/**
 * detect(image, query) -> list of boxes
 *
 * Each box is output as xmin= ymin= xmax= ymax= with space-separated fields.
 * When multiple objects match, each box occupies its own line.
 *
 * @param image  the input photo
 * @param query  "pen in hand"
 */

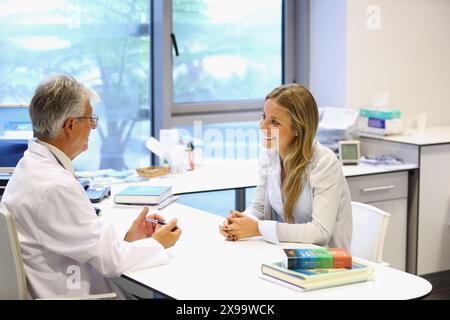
xmin=146 ymin=217 xmax=178 ymax=231
xmin=145 ymin=217 xmax=166 ymax=225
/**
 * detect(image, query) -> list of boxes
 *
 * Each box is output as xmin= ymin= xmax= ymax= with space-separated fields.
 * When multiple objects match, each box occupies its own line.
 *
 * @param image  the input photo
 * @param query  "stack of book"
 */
xmin=261 ymin=248 xmax=374 ymax=291
xmin=284 ymin=248 xmax=352 ymax=269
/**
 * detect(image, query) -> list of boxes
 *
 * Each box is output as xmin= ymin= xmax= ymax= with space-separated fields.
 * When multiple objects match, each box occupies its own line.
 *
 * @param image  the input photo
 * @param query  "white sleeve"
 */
xmin=243 ymin=150 xmax=273 ymax=219
xmin=258 ymin=220 xmax=280 ymax=244
xmin=35 ymin=182 xmax=169 ymax=277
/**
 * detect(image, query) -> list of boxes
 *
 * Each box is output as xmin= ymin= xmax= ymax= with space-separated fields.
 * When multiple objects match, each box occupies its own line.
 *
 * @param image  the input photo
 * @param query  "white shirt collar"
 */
xmin=36 ymin=140 xmax=75 ymax=175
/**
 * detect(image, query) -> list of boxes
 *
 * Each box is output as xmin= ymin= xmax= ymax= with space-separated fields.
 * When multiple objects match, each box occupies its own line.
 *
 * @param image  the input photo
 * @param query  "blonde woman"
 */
xmin=219 ymin=84 xmax=352 ymax=250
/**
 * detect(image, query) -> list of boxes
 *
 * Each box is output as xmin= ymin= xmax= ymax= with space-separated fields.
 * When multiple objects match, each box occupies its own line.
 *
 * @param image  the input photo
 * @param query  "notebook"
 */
xmin=114 ymin=185 xmax=172 ymax=205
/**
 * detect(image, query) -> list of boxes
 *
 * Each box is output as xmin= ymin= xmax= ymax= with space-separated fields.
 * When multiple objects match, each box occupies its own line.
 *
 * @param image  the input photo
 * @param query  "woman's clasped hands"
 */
xmin=219 ymin=210 xmax=261 ymax=241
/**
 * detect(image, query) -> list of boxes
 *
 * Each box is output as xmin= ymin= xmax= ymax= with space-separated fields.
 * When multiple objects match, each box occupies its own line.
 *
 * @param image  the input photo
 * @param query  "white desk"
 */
xmin=124 ymin=160 xmax=417 ymax=190
xmin=107 ymin=160 xmax=258 ymax=211
xmin=362 ymin=126 xmax=450 ymax=146
xmin=108 ymin=160 xmax=417 ymax=212
xmin=341 ymin=162 xmax=417 ymax=177
xmin=147 ymin=160 xmax=259 ymax=194
xmin=106 ymin=160 xmax=417 ymax=271
xmin=98 ymin=201 xmax=432 ymax=300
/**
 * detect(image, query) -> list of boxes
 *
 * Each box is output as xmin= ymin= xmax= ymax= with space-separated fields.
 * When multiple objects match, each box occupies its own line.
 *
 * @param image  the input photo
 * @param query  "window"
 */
xmin=154 ymin=0 xmax=284 ymax=215
xmin=0 ymin=0 xmax=151 ymax=171
xmin=174 ymin=120 xmax=261 ymax=217
xmin=172 ymin=0 xmax=283 ymax=110
xmin=178 ymin=121 xmax=262 ymax=161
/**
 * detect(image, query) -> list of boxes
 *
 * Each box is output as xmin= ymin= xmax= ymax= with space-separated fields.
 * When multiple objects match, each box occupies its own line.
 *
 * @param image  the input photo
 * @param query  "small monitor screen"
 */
xmin=0 ymin=106 xmax=32 ymax=173
xmin=342 ymin=143 xmax=358 ymax=160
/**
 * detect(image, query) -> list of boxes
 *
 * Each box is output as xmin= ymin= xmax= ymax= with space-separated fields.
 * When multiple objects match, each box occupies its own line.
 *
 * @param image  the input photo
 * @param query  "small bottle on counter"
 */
xmin=186 ymin=141 xmax=195 ymax=171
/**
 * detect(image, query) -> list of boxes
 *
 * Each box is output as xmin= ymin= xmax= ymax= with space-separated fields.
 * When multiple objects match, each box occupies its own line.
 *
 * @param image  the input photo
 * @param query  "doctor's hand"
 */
xmin=124 ymin=207 xmax=163 ymax=242
xmin=152 ymin=218 xmax=182 ymax=249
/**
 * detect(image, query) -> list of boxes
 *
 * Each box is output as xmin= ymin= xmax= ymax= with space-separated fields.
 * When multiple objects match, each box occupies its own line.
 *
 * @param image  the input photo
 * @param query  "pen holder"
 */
xmin=136 ymin=166 xmax=170 ymax=179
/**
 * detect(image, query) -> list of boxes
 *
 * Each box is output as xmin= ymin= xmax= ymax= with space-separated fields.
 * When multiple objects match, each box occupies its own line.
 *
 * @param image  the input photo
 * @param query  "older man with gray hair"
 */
xmin=1 ymin=75 xmax=181 ymax=299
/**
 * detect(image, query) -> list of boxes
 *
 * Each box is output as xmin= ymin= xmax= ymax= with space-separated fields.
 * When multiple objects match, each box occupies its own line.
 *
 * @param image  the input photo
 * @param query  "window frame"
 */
xmin=152 ymin=0 xmax=309 ymax=135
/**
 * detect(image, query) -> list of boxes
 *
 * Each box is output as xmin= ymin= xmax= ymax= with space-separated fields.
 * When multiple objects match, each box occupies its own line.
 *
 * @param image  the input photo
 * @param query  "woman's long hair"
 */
xmin=265 ymin=84 xmax=319 ymax=223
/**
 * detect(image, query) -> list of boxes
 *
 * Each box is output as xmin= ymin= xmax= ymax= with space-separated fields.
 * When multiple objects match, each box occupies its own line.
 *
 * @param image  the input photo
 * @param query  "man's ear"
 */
xmin=62 ymin=117 xmax=75 ymax=137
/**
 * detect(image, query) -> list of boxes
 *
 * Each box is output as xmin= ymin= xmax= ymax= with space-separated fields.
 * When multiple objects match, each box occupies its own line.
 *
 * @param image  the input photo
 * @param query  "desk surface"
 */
xmin=107 ymin=160 xmax=417 ymax=196
xmin=361 ymin=126 xmax=450 ymax=146
xmin=99 ymin=201 xmax=432 ymax=300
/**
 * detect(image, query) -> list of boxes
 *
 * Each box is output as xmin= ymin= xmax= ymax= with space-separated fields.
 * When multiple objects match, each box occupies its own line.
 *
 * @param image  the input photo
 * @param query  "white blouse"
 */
xmin=244 ymin=141 xmax=352 ymax=251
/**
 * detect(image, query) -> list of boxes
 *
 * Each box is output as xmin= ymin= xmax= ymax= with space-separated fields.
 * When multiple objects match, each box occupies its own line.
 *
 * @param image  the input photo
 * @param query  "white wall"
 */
xmin=347 ymin=0 xmax=450 ymax=129
xmin=309 ymin=0 xmax=450 ymax=129
xmin=309 ymin=0 xmax=347 ymax=107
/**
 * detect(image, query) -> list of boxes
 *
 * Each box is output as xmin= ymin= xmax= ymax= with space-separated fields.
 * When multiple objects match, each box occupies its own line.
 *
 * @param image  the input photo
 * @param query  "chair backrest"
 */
xmin=0 ymin=206 xmax=27 ymax=299
xmin=351 ymin=201 xmax=391 ymax=263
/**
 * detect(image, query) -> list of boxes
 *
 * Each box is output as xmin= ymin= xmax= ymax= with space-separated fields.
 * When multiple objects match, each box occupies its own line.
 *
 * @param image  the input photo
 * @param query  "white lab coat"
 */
xmin=1 ymin=140 xmax=169 ymax=299
xmin=244 ymin=141 xmax=352 ymax=251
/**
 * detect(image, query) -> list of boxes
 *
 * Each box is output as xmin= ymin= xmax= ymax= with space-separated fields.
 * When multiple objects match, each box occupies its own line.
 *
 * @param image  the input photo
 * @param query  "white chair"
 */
xmin=0 ymin=205 xmax=27 ymax=299
xmin=0 ymin=206 xmax=116 ymax=300
xmin=351 ymin=201 xmax=391 ymax=263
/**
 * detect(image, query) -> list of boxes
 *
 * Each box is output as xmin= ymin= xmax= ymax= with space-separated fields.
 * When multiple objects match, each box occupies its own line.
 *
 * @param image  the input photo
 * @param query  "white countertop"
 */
xmin=109 ymin=160 xmax=259 ymax=195
xmin=360 ymin=126 xmax=450 ymax=146
xmin=106 ymin=160 xmax=417 ymax=196
xmin=98 ymin=202 xmax=432 ymax=300
xmin=342 ymin=162 xmax=417 ymax=177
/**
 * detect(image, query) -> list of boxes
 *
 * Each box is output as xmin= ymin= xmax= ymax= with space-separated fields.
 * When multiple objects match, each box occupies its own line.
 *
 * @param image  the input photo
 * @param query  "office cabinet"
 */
xmin=417 ymin=144 xmax=450 ymax=275
xmin=347 ymin=171 xmax=408 ymax=271
xmin=360 ymin=130 xmax=450 ymax=275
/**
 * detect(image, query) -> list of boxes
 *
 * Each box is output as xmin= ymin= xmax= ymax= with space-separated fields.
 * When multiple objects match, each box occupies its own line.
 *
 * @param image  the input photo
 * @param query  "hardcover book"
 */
xmin=261 ymin=260 xmax=374 ymax=291
xmin=284 ymin=248 xmax=352 ymax=269
xmin=114 ymin=185 xmax=172 ymax=205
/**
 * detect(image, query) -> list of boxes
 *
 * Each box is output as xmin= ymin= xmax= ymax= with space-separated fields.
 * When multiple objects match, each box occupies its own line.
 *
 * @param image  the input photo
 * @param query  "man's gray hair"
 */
xmin=29 ymin=75 xmax=98 ymax=139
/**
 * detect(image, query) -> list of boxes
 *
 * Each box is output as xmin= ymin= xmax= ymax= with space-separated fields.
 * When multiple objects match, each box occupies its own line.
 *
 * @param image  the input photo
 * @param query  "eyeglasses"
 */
xmin=76 ymin=114 xmax=99 ymax=127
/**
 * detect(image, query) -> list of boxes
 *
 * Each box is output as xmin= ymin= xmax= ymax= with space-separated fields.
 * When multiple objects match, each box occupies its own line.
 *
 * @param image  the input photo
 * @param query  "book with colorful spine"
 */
xmin=284 ymin=248 xmax=352 ymax=269
xmin=261 ymin=259 xmax=374 ymax=291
